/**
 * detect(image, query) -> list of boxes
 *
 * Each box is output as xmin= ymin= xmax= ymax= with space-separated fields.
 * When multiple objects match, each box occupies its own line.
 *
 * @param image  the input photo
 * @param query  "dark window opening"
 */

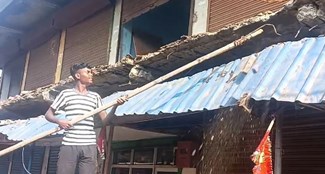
xmin=119 ymin=0 xmax=191 ymax=58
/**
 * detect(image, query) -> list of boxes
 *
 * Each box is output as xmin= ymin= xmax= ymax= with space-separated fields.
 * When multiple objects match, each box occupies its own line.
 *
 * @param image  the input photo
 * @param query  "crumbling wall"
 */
xmin=199 ymin=107 xmax=267 ymax=174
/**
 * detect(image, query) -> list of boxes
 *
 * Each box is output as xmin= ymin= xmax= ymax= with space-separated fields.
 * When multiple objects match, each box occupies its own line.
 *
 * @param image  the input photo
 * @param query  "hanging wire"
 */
xmin=22 ymin=147 xmax=32 ymax=174
xmin=254 ymin=24 xmax=282 ymax=36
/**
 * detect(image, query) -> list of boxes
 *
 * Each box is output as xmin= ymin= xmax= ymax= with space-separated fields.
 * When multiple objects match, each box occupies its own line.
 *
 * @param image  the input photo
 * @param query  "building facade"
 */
xmin=0 ymin=0 xmax=291 ymax=174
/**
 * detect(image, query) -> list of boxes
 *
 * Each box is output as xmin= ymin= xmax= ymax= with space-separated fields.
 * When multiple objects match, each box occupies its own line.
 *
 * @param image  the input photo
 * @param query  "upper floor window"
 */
xmin=119 ymin=0 xmax=192 ymax=59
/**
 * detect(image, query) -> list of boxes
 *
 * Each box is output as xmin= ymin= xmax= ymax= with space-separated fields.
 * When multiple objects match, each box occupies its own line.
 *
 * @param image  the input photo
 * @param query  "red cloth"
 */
xmin=251 ymin=119 xmax=274 ymax=174
xmin=97 ymin=127 xmax=106 ymax=159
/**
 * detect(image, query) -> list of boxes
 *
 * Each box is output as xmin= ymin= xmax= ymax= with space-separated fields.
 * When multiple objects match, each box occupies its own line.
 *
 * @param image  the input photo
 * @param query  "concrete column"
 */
xmin=191 ymin=0 xmax=209 ymax=35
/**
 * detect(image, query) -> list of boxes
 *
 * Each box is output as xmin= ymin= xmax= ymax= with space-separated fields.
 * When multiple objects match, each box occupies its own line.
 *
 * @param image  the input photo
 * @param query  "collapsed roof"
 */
xmin=1 ymin=0 xmax=324 ymax=120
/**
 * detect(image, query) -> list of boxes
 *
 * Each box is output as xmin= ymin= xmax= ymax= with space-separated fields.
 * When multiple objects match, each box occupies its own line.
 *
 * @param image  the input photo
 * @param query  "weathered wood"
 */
xmin=0 ymin=29 xmax=263 ymax=157
xmin=20 ymin=51 xmax=30 ymax=92
xmin=108 ymin=0 xmax=122 ymax=65
xmin=103 ymin=126 xmax=114 ymax=174
xmin=54 ymin=30 xmax=67 ymax=83
xmin=41 ymin=146 xmax=50 ymax=174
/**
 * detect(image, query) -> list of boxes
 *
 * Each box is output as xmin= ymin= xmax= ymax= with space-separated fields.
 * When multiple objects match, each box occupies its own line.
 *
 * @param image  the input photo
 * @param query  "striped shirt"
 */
xmin=51 ymin=89 xmax=103 ymax=146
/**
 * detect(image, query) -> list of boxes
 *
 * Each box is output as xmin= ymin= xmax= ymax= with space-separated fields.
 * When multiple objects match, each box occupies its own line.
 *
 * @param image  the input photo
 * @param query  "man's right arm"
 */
xmin=45 ymin=107 xmax=72 ymax=130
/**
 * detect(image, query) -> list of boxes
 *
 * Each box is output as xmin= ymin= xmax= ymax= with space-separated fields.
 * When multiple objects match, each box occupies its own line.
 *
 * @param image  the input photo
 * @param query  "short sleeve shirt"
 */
xmin=51 ymin=89 xmax=103 ymax=145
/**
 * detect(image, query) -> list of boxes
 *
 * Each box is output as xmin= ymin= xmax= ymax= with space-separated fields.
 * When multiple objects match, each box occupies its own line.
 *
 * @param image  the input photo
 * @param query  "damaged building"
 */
xmin=1 ymin=0 xmax=325 ymax=174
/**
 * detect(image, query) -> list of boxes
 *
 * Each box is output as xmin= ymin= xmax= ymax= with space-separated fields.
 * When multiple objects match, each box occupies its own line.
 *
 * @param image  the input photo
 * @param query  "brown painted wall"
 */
xmin=61 ymin=7 xmax=113 ymax=79
xmin=25 ymin=34 xmax=60 ymax=90
xmin=208 ymin=0 xmax=287 ymax=32
xmin=199 ymin=107 xmax=267 ymax=174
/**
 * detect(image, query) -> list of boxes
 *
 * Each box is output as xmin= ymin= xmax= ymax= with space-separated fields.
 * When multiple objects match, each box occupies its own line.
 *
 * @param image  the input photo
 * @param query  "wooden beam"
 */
xmin=54 ymin=30 xmax=66 ymax=83
xmin=20 ymin=51 xmax=30 ymax=92
xmin=108 ymin=0 xmax=123 ymax=64
xmin=103 ymin=126 xmax=114 ymax=174
xmin=41 ymin=146 xmax=50 ymax=174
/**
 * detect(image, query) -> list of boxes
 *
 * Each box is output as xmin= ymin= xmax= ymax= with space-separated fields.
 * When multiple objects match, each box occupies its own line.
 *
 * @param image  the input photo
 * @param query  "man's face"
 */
xmin=75 ymin=67 xmax=93 ymax=85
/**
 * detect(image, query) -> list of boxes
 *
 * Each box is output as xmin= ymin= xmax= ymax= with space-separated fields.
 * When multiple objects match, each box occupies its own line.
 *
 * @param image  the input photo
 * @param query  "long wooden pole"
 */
xmin=0 ymin=29 xmax=263 ymax=157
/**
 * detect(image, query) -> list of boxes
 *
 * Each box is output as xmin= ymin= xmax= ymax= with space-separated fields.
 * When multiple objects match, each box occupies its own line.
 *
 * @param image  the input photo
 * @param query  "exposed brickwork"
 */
xmin=199 ymin=107 xmax=267 ymax=174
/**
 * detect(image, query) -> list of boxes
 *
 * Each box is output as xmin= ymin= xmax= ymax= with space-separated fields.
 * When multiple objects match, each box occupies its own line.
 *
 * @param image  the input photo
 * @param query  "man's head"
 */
xmin=70 ymin=63 xmax=93 ymax=85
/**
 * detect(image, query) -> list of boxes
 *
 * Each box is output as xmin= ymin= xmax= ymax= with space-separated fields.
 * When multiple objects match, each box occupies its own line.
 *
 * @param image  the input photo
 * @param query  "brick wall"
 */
xmin=199 ymin=107 xmax=267 ymax=174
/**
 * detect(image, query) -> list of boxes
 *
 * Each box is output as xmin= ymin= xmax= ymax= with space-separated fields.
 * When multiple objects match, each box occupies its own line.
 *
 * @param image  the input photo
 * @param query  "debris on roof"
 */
xmin=1 ymin=0 xmax=324 ymax=120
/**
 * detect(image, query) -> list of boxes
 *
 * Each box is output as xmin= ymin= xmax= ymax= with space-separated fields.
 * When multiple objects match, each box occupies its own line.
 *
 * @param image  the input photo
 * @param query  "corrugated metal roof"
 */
xmin=104 ymin=37 xmax=325 ymax=116
xmin=0 ymin=115 xmax=64 ymax=141
xmin=2 ymin=36 xmax=325 ymax=141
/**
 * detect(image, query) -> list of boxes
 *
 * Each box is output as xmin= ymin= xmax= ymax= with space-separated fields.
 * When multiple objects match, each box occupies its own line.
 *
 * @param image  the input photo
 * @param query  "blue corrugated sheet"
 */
xmin=1 ymin=36 xmax=325 ymax=141
xmin=106 ymin=37 xmax=325 ymax=116
xmin=0 ymin=115 xmax=64 ymax=141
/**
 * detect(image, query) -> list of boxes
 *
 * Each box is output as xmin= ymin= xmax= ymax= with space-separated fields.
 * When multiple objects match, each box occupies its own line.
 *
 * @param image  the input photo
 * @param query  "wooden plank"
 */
xmin=108 ymin=0 xmax=122 ymax=65
xmin=41 ymin=146 xmax=50 ymax=174
xmin=54 ymin=30 xmax=67 ymax=83
xmin=20 ymin=51 xmax=30 ymax=92
xmin=104 ymin=126 xmax=115 ymax=174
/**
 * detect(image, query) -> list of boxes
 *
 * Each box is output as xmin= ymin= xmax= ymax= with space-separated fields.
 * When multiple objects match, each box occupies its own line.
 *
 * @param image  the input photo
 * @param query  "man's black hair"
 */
xmin=70 ymin=63 xmax=91 ymax=80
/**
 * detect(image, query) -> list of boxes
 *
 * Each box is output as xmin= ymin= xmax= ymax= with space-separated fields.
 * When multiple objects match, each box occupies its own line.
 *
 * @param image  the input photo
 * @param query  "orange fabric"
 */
xmin=251 ymin=120 xmax=274 ymax=174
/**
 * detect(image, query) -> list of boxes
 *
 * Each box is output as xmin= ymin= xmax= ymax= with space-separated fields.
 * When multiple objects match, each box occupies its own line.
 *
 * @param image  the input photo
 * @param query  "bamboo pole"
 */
xmin=0 ymin=28 xmax=263 ymax=157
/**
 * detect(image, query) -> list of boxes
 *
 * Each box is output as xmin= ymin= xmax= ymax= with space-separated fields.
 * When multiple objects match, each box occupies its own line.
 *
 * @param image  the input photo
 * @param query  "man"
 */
xmin=45 ymin=63 xmax=126 ymax=174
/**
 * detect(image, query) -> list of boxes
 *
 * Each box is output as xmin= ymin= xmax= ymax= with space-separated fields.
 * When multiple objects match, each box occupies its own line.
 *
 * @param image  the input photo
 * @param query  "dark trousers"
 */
xmin=57 ymin=145 xmax=97 ymax=174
